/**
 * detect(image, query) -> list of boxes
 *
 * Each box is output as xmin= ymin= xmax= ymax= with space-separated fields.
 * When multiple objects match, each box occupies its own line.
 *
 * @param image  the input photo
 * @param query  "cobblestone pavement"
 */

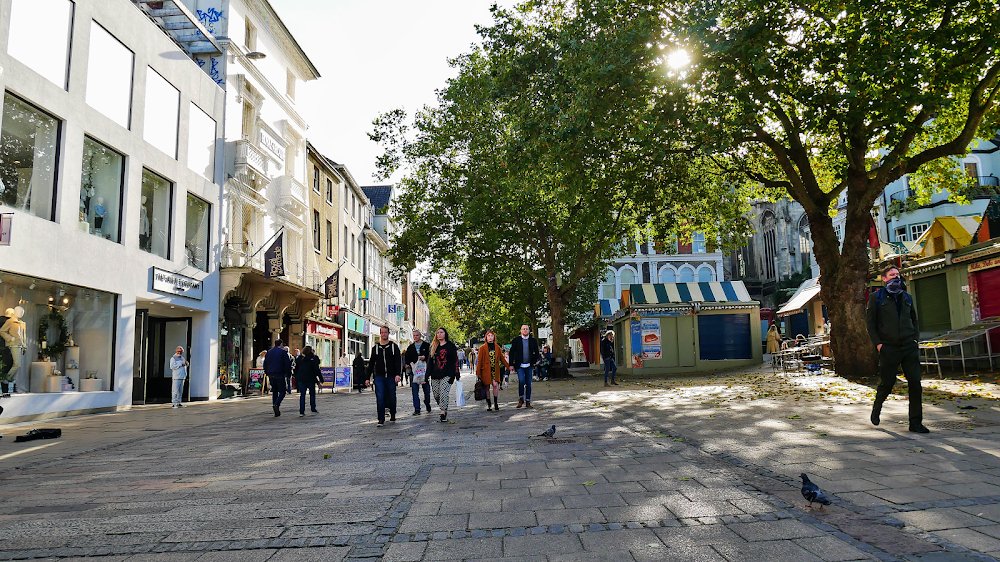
xmin=0 ymin=365 xmax=996 ymax=561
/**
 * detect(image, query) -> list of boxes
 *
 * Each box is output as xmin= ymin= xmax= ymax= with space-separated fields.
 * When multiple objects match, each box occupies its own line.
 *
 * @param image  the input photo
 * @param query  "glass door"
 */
xmin=132 ymin=309 xmax=149 ymax=404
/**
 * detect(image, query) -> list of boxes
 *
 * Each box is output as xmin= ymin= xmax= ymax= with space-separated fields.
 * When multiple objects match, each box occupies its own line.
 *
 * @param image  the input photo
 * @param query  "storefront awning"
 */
xmin=597 ymin=299 xmax=621 ymax=317
xmin=777 ymin=284 xmax=822 ymax=317
xmin=628 ymin=282 xmax=752 ymax=305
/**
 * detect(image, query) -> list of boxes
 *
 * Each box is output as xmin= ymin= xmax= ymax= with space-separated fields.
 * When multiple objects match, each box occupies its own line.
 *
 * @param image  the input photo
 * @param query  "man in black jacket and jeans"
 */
xmin=508 ymin=325 xmax=540 ymax=408
xmin=368 ymin=326 xmax=402 ymax=427
xmin=601 ymin=330 xmax=617 ymax=387
xmin=867 ymin=265 xmax=928 ymax=433
xmin=263 ymin=339 xmax=291 ymax=417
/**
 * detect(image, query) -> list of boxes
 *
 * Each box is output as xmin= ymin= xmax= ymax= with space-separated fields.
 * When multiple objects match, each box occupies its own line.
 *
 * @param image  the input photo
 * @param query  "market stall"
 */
xmin=919 ymin=317 xmax=1000 ymax=376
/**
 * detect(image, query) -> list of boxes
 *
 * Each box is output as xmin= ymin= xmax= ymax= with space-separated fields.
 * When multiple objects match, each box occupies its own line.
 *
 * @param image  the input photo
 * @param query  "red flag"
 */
xmin=868 ymin=218 xmax=879 ymax=249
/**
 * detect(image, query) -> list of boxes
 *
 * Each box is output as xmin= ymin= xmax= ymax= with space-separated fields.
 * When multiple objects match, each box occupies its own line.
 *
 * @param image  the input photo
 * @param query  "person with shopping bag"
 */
xmin=428 ymin=327 xmax=459 ymax=422
xmin=404 ymin=329 xmax=431 ymax=415
xmin=476 ymin=330 xmax=509 ymax=412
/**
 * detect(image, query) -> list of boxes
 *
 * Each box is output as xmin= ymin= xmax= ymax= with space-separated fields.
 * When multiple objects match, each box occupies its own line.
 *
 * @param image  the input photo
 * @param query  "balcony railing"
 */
xmin=221 ymin=243 xmax=323 ymax=293
xmin=889 ymin=188 xmax=915 ymax=203
xmin=236 ymin=138 xmax=267 ymax=177
xmin=278 ymin=176 xmax=307 ymax=210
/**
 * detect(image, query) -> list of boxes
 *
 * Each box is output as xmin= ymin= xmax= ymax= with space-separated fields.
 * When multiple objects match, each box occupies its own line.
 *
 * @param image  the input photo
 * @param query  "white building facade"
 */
xmin=0 ymin=0 xmax=225 ymax=420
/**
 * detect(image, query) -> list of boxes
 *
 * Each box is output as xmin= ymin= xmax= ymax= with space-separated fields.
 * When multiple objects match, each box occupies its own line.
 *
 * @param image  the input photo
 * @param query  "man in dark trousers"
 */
xmin=508 ymin=324 xmax=540 ymax=408
xmin=404 ymin=329 xmax=432 ymax=415
xmin=368 ymin=325 xmax=402 ymax=427
xmin=867 ymin=265 xmax=928 ymax=433
xmin=263 ymin=339 xmax=291 ymax=417
xmin=601 ymin=330 xmax=617 ymax=387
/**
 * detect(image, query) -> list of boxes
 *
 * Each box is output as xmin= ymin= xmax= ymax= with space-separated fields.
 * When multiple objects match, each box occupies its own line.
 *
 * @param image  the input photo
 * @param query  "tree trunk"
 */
xmin=549 ymin=294 xmax=567 ymax=366
xmin=808 ymin=186 xmax=879 ymax=382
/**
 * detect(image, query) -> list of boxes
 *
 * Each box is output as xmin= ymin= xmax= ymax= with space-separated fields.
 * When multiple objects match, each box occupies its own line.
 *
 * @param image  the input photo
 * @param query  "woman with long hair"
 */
xmin=476 ymin=330 xmax=508 ymax=412
xmin=428 ymin=327 xmax=459 ymax=422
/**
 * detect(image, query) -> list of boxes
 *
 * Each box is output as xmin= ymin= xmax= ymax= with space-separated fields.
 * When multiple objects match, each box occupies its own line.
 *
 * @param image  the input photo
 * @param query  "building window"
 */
xmin=351 ymin=233 xmax=356 ymax=265
xmin=620 ymin=267 xmax=637 ymax=288
xmin=659 ymin=267 xmax=676 ymax=283
xmin=761 ymin=211 xmax=777 ymax=280
xmin=834 ymin=223 xmax=843 ymax=243
xmin=86 ymin=22 xmax=134 ymax=129
xmin=692 ymin=232 xmax=706 ymax=253
xmin=79 ymin=137 xmax=125 ymax=242
xmin=0 ymin=93 xmax=60 ymax=221
xmin=344 ymin=226 xmax=349 ymax=259
xmin=244 ymin=17 xmax=257 ymax=51
xmin=910 ymin=222 xmax=930 ymax=241
xmin=326 ymin=179 xmax=333 ymax=204
xmin=187 ymin=103 xmax=216 ymax=180
xmin=143 ymin=68 xmax=180 ymax=158
xmin=185 ymin=194 xmax=210 ymax=271
xmin=344 ymin=184 xmax=349 ymax=209
xmin=139 ymin=169 xmax=172 ymax=258
xmin=8 ymin=0 xmax=73 ymax=89
xmin=358 ymin=238 xmax=363 ymax=267
xmin=679 ymin=267 xmax=695 ymax=283
xmin=286 ymin=69 xmax=296 ymax=100
xmin=698 ymin=266 xmax=714 ymax=282
xmin=313 ymin=166 xmax=320 ymax=193
xmin=326 ymin=220 xmax=333 ymax=259
xmin=313 ymin=210 xmax=321 ymax=251
xmin=351 ymin=193 xmax=356 ymax=220
xmin=798 ymin=216 xmax=811 ymax=272
xmin=894 ymin=226 xmax=908 ymax=242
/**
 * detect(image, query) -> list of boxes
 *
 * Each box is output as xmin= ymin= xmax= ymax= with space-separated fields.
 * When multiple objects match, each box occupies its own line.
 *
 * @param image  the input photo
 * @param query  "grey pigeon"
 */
xmin=800 ymin=473 xmax=831 ymax=509
xmin=534 ymin=425 xmax=556 ymax=438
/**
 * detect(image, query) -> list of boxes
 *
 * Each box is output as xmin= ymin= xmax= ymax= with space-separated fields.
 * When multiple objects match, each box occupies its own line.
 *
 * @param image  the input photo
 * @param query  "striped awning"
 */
xmin=597 ymin=299 xmax=621 ymax=317
xmin=628 ymin=282 xmax=753 ymax=305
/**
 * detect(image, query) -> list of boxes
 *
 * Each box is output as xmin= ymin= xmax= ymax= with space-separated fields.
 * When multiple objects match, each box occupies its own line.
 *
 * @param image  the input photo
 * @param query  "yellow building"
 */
xmin=304 ymin=142 xmax=344 ymax=367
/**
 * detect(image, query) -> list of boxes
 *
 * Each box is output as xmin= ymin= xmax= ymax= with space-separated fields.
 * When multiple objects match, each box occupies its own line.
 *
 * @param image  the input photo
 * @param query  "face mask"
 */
xmin=885 ymin=277 xmax=904 ymax=294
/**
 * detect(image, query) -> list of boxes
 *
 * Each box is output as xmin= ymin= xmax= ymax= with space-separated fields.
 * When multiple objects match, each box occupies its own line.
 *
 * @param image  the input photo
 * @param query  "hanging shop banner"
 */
xmin=630 ymin=320 xmax=643 ymax=368
xmin=324 ymin=271 xmax=339 ymax=299
xmin=641 ymin=319 xmax=661 ymax=359
xmin=264 ymin=233 xmax=285 ymax=278
xmin=247 ymin=369 xmax=265 ymax=394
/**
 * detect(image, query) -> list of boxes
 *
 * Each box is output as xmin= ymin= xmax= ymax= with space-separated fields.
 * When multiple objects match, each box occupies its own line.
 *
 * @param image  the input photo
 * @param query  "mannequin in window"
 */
xmin=0 ymin=307 xmax=26 ymax=392
xmin=139 ymin=196 xmax=151 ymax=250
xmin=93 ymin=197 xmax=106 ymax=233
xmin=82 ymin=186 xmax=95 ymax=216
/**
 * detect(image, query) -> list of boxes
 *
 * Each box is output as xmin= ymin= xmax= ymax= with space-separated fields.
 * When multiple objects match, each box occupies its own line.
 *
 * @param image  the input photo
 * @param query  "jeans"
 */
xmin=604 ymin=358 xmax=617 ymax=384
xmin=517 ymin=366 xmax=532 ymax=402
xmin=298 ymin=381 xmax=316 ymax=414
xmin=874 ymin=342 xmax=923 ymax=424
xmin=269 ymin=375 xmax=286 ymax=409
xmin=373 ymin=376 xmax=397 ymax=422
xmin=171 ymin=377 xmax=185 ymax=406
xmin=411 ymin=380 xmax=431 ymax=411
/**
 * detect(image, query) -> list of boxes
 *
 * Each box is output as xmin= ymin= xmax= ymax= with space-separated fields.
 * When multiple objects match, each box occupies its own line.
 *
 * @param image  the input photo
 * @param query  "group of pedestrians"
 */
xmin=261 ymin=339 xmax=324 ymax=417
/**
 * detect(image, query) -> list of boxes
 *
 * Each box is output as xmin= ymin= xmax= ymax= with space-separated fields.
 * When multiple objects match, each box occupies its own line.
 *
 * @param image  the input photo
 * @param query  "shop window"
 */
xmin=659 ymin=267 xmax=676 ymax=283
xmin=143 ymin=68 xmax=180 ymax=158
xmin=0 ymin=270 xmax=117 ymax=394
xmin=698 ymin=314 xmax=752 ymax=360
xmin=187 ymin=103 xmax=216 ymax=180
xmin=139 ymin=169 xmax=172 ymax=259
xmin=698 ymin=267 xmax=714 ymax=282
xmin=0 ymin=93 xmax=60 ymax=221
xmin=185 ymin=194 xmax=210 ymax=271
xmin=86 ymin=22 xmax=134 ymax=128
xmin=79 ymin=137 xmax=125 ymax=242
xmin=679 ymin=267 xmax=695 ymax=283
xmin=8 ymin=0 xmax=74 ymax=89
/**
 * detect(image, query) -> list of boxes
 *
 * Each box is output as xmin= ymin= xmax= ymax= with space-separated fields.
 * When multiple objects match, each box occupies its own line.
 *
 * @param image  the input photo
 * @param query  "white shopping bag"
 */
xmin=454 ymin=379 xmax=466 ymax=407
xmin=412 ymin=360 xmax=427 ymax=384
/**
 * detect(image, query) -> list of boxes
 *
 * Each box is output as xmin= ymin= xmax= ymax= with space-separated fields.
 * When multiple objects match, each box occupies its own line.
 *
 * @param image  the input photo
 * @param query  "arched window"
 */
xmin=692 ymin=232 xmax=706 ymax=253
xmin=620 ymin=267 xmax=637 ymax=287
xmin=760 ymin=211 xmax=777 ymax=280
xmin=798 ymin=215 xmax=811 ymax=273
xmin=659 ymin=266 xmax=676 ymax=283
xmin=600 ymin=268 xmax=616 ymax=299
xmin=679 ymin=267 xmax=695 ymax=283
xmin=698 ymin=266 xmax=714 ymax=282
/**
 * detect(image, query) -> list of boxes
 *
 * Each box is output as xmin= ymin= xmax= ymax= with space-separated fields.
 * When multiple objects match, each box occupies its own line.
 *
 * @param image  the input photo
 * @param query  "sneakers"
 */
xmin=440 ymin=412 xmax=448 ymax=422
xmin=543 ymin=377 xmax=549 ymax=381
xmin=299 ymin=412 xmax=305 ymax=417
xmin=272 ymin=406 xmax=280 ymax=417
xmin=525 ymin=402 xmax=533 ymax=409
xmin=172 ymin=404 xmax=180 ymax=408
xmin=425 ymin=400 xmax=432 ymax=412
xmin=517 ymin=399 xmax=524 ymax=408
xmin=376 ymin=421 xmax=384 ymax=427
xmin=311 ymin=409 xmax=318 ymax=414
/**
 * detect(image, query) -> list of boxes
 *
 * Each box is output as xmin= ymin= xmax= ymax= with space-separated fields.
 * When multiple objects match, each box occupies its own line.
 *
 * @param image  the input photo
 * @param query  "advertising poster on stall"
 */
xmin=247 ymin=369 xmax=265 ymax=395
xmin=335 ymin=367 xmax=352 ymax=390
xmin=319 ymin=367 xmax=336 ymax=391
xmin=630 ymin=320 xmax=643 ymax=368
xmin=641 ymin=319 xmax=661 ymax=359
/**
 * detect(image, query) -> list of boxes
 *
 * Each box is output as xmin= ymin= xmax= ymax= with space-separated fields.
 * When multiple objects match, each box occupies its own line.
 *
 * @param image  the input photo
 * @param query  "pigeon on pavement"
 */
xmin=534 ymin=425 xmax=556 ymax=438
xmin=800 ymin=473 xmax=831 ymax=509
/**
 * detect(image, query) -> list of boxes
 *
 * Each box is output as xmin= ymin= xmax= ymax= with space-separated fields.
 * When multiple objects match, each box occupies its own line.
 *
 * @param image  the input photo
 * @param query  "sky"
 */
xmin=275 ymin=0 xmax=514 ymax=186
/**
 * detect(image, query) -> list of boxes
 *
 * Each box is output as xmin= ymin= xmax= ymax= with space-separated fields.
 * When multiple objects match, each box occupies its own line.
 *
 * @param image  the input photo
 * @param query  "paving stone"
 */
xmin=503 ymin=533 xmax=582 ymax=557
xmin=894 ymin=508 xmax=994 ymax=531
xmin=715 ymin=539 xmax=825 ymax=562
xmin=422 ymin=536 xmax=501 ymax=560
xmin=381 ymin=542 xmax=425 ymax=562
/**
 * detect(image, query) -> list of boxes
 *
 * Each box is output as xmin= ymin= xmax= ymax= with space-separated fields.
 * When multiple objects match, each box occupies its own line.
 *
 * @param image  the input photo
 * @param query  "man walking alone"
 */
xmin=368 ymin=326 xmax=402 ymax=427
xmin=508 ymin=325 xmax=539 ymax=408
xmin=867 ymin=265 xmax=928 ymax=433
xmin=264 ymin=339 xmax=291 ymax=417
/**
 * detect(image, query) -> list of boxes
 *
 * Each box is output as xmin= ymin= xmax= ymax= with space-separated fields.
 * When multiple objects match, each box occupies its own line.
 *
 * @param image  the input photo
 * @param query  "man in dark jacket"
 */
xmin=263 ymin=339 xmax=292 ymax=417
xmin=368 ymin=325 xmax=402 ymax=427
xmin=601 ymin=330 xmax=617 ymax=387
xmin=352 ymin=353 xmax=368 ymax=392
xmin=867 ymin=265 xmax=927 ymax=433
xmin=294 ymin=346 xmax=323 ymax=417
xmin=508 ymin=325 xmax=540 ymax=408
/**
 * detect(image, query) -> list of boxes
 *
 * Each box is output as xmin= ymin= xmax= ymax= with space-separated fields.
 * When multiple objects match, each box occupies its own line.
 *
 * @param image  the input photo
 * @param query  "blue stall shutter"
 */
xmin=789 ymin=311 xmax=809 ymax=339
xmin=698 ymin=314 xmax=752 ymax=360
